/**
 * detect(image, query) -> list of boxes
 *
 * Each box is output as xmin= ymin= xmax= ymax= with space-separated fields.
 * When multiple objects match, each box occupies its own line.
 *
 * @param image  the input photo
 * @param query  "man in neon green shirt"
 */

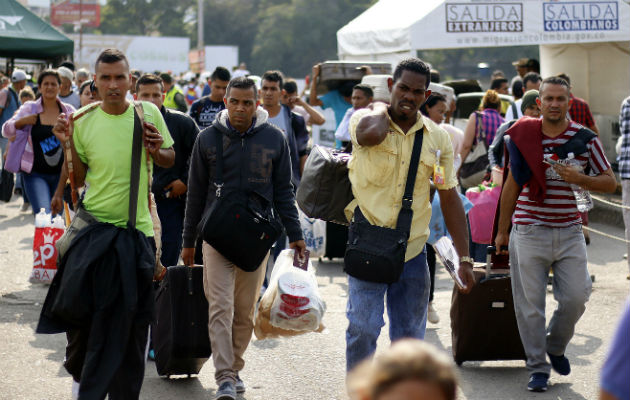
xmin=51 ymin=48 xmax=174 ymax=398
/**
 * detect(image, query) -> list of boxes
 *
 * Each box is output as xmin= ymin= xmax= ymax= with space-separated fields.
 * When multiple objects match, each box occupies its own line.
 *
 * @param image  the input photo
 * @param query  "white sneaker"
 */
xmin=428 ymin=302 xmax=440 ymax=324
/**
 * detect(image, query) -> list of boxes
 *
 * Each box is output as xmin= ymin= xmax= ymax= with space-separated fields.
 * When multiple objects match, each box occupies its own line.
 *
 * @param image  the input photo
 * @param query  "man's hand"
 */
xmin=165 ymin=179 xmax=187 ymax=198
xmin=494 ymin=232 xmax=509 ymax=255
xmin=182 ymin=247 xmax=195 ymax=266
xmin=143 ymin=122 xmax=164 ymax=155
xmin=289 ymin=240 xmax=307 ymax=259
xmin=553 ymin=163 xmax=584 ymax=186
xmin=51 ymin=193 xmax=64 ymax=216
xmin=52 ymin=113 xmax=70 ymax=142
xmin=458 ymin=262 xmax=475 ymax=294
xmin=311 ymin=64 xmax=320 ymax=80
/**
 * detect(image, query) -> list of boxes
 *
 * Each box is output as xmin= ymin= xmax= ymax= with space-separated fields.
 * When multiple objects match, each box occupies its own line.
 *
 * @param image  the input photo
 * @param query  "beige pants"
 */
xmin=202 ymin=242 xmax=268 ymax=385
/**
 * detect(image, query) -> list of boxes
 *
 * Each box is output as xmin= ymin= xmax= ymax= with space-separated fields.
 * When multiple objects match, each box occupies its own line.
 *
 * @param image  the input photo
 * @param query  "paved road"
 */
xmin=1 ymin=196 xmax=628 ymax=400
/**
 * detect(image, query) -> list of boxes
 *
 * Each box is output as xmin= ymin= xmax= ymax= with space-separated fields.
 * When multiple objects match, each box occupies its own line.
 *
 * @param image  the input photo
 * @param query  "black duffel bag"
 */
xmin=200 ymin=130 xmax=282 ymax=272
xmin=296 ymin=145 xmax=353 ymax=225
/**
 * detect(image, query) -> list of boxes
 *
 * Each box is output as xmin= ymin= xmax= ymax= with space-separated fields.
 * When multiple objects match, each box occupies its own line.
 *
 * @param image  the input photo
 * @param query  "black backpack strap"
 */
xmin=551 ymin=127 xmax=597 ymax=159
xmin=395 ymin=128 xmax=424 ymax=234
xmin=128 ymin=103 xmax=143 ymax=229
xmin=511 ymin=102 xmax=518 ymax=119
xmin=213 ymin=128 xmax=224 ymax=198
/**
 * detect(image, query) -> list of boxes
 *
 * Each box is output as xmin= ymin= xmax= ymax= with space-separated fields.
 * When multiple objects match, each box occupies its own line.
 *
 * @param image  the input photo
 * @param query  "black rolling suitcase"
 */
xmin=152 ymin=265 xmax=211 ymax=377
xmin=450 ymin=248 xmax=526 ymax=365
xmin=449 ymin=140 xmax=525 ymax=366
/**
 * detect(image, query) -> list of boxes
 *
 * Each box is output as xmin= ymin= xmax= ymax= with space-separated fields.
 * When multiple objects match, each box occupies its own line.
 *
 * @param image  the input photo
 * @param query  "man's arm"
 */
xmin=554 ymin=165 xmax=616 ymax=193
xmin=355 ymin=103 xmax=390 ymax=146
xmin=295 ymin=97 xmax=325 ymax=125
xmin=309 ymin=64 xmax=324 ymax=107
xmin=438 ymin=187 xmax=475 ymax=294
xmin=494 ymin=169 xmax=521 ymax=254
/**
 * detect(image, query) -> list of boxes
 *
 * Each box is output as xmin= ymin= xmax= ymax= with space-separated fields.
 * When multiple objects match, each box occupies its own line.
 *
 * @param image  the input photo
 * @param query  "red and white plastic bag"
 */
xmin=254 ymin=249 xmax=326 ymax=339
xmin=30 ymin=209 xmax=65 ymax=284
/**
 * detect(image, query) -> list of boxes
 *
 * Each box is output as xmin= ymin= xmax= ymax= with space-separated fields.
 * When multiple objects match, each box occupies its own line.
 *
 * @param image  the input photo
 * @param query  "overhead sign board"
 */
xmin=338 ymin=0 xmax=630 ymax=56
xmin=51 ymin=0 xmax=100 ymax=27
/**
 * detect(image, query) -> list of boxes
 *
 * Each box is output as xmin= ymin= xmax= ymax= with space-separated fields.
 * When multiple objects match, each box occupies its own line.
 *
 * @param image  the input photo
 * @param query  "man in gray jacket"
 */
xmin=181 ymin=76 xmax=305 ymax=400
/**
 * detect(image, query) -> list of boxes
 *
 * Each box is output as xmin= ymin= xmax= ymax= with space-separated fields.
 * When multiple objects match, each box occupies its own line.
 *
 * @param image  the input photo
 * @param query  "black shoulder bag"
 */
xmin=200 ymin=130 xmax=283 ymax=271
xmin=344 ymin=129 xmax=424 ymax=284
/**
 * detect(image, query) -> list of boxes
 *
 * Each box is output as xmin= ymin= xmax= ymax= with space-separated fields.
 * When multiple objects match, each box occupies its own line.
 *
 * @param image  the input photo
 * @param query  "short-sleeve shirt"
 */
xmin=73 ymin=101 xmax=174 ymax=237
xmin=569 ymin=94 xmax=595 ymax=128
xmin=320 ymin=90 xmax=351 ymax=129
xmin=346 ymin=109 xmax=458 ymax=261
xmin=513 ymin=121 xmax=610 ymax=227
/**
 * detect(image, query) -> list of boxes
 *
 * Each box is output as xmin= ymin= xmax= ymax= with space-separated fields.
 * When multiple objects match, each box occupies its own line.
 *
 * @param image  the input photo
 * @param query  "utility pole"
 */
xmin=197 ymin=0 xmax=204 ymax=49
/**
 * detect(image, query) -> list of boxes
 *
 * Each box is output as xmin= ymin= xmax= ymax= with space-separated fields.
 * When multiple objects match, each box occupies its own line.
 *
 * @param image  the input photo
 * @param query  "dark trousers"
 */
xmin=426 ymin=245 xmax=436 ymax=302
xmin=155 ymin=197 xmax=186 ymax=267
xmin=65 ymin=322 xmax=149 ymax=399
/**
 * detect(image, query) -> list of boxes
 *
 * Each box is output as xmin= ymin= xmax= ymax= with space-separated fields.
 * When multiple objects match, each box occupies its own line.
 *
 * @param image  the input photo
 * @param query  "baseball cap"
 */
xmin=512 ymin=58 xmax=528 ymax=67
xmin=11 ymin=69 xmax=29 ymax=82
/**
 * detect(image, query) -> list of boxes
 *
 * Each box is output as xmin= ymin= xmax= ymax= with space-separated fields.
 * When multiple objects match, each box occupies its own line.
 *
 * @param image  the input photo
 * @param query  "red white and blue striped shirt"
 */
xmin=513 ymin=122 xmax=610 ymax=227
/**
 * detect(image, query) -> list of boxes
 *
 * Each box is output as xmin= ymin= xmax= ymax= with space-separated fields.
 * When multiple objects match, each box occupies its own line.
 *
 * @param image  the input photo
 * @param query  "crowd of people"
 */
xmin=0 ymin=50 xmax=628 ymax=400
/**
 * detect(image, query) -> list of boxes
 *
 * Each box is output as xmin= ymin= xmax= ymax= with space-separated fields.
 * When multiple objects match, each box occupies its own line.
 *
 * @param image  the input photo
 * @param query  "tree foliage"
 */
xmin=94 ymin=0 xmax=375 ymax=77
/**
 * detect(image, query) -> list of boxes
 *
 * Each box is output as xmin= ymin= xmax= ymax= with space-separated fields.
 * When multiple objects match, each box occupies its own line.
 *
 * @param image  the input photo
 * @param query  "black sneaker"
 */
xmin=527 ymin=373 xmax=549 ymax=392
xmin=548 ymin=352 xmax=571 ymax=375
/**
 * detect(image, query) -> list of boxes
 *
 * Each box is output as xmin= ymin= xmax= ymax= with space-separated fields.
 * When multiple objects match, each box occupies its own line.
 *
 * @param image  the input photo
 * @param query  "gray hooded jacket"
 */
xmin=182 ymin=108 xmax=303 ymax=248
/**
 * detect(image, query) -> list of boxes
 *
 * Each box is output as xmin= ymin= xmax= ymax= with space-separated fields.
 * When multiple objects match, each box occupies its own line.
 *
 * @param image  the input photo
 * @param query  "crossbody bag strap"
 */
xmin=213 ymin=129 xmax=224 ymax=198
xmin=128 ymin=102 xmax=144 ymax=229
xmin=395 ymin=127 xmax=424 ymax=234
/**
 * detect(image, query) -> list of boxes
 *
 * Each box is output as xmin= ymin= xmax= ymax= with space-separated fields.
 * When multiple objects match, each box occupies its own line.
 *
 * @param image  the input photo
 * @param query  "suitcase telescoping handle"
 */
xmin=486 ymin=245 xmax=508 ymax=278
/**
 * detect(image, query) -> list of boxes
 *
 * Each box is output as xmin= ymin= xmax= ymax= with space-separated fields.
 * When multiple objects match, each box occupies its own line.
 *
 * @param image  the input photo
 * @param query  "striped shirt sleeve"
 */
xmin=586 ymin=136 xmax=611 ymax=175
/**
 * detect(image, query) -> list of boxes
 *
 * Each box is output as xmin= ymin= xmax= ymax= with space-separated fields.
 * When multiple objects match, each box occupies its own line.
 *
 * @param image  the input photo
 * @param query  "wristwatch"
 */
xmin=460 ymin=256 xmax=474 ymax=265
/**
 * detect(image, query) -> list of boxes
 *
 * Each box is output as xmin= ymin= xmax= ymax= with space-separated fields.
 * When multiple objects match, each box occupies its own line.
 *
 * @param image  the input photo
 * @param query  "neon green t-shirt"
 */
xmin=73 ymin=101 xmax=174 ymax=237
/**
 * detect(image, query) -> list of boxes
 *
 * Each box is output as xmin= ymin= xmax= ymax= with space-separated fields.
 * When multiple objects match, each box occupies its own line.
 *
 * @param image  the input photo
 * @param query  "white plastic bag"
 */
xmin=254 ymin=249 xmax=326 ymax=339
xmin=298 ymin=210 xmax=326 ymax=258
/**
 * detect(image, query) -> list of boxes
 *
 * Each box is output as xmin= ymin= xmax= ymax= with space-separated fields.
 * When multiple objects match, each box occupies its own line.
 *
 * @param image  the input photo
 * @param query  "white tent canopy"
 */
xmin=338 ymin=0 xmax=630 ymax=60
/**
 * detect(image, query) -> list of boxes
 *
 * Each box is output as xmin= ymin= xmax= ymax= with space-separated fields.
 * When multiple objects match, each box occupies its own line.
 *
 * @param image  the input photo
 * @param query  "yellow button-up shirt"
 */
xmin=345 ymin=109 xmax=458 ymax=261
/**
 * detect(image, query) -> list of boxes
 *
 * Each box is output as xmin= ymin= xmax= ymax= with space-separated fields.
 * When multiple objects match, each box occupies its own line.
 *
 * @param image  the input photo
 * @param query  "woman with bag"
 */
xmin=2 ymin=69 xmax=75 ymax=215
xmin=460 ymin=90 xmax=504 ymax=189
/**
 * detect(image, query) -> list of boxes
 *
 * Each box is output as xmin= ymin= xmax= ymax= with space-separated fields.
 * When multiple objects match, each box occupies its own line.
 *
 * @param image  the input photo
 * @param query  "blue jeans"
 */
xmin=23 ymin=171 xmax=59 ymax=215
xmin=346 ymin=249 xmax=430 ymax=371
xmin=155 ymin=197 xmax=185 ymax=267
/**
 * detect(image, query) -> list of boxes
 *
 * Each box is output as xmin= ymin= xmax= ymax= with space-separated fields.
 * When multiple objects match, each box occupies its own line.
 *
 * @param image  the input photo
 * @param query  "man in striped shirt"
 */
xmin=495 ymin=76 xmax=617 ymax=392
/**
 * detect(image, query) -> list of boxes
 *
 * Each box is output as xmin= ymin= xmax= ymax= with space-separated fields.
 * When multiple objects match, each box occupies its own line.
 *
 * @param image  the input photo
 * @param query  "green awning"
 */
xmin=0 ymin=0 xmax=73 ymax=60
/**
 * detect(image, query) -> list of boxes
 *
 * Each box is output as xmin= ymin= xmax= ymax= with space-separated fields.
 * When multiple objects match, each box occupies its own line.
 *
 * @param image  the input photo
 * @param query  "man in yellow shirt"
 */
xmin=345 ymin=58 xmax=475 ymax=371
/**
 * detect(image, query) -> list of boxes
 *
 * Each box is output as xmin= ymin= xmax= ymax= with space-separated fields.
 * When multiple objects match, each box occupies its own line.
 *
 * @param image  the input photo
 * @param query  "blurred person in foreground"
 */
xmin=348 ymin=339 xmax=457 ymax=400
xmin=599 ymin=299 xmax=630 ymax=400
